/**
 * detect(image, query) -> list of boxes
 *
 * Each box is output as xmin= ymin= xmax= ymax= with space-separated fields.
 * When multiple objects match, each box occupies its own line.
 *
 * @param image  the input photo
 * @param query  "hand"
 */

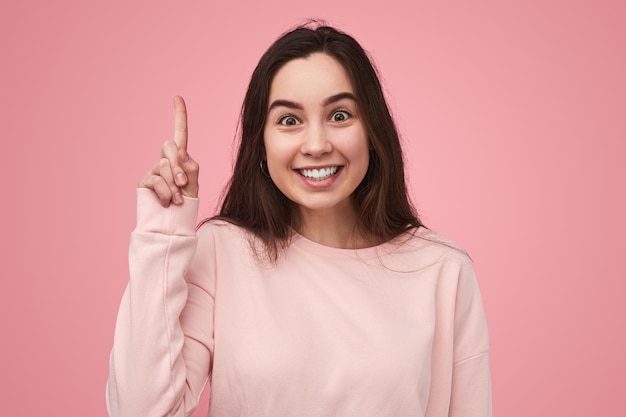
xmin=138 ymin=96 xmax=200 ymax=207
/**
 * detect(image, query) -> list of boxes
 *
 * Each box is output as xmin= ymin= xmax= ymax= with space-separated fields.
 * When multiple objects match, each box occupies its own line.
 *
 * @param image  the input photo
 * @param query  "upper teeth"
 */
xmin=300 ymin=166 xmax=339 ymax=180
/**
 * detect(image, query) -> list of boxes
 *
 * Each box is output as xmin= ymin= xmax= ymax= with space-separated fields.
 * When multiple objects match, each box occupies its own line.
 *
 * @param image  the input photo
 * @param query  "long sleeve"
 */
xmin=106 ymin=189 xmax=214 ymax=417
xmin=107 ymin=212 xmax=491 ymax=417
xmin=425 ymin=255 xmax=492 ymax=417
xmin=448 ymin=260 xmax=492 ymax=417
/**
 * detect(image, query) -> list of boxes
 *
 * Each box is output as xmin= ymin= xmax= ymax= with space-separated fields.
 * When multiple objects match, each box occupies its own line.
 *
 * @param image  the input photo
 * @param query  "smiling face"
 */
xmin=263 ymin=53 xmax=370 ymax=220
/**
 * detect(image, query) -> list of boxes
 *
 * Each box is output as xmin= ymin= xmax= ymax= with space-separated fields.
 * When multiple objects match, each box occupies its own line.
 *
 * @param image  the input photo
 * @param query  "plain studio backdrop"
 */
xmin=1 ymin=0 xmax=624 ymax=416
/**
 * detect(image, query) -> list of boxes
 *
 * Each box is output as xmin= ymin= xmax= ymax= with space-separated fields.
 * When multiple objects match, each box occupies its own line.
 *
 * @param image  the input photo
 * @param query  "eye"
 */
xmin=278 ymin=114 xmax=301 ymax=126
xmin=330 ymin=110 xmax=351 ymax=122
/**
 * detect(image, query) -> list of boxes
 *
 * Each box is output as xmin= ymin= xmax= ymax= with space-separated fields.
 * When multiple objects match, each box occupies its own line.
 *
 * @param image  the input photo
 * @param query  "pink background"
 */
xmin=2 ymin=0 xmax=624 ymax=416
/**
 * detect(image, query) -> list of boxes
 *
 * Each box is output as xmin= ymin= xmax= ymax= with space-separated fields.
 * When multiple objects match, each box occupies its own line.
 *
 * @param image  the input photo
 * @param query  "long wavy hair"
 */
xmin=205 ymin=22 xmax=422 ymax=261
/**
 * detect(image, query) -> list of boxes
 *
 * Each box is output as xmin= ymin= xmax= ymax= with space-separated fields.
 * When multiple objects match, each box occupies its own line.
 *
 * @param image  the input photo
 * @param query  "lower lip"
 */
xmin=296 ymin=168 xmax=343 ymax=189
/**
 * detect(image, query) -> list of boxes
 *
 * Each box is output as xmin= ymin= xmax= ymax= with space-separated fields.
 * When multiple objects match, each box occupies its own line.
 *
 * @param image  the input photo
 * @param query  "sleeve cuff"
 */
xmin=135 ymin=188 xmax=200 ymax=236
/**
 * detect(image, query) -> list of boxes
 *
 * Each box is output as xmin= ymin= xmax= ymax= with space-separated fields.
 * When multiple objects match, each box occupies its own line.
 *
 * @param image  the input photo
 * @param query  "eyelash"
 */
xmin=330 ymin=109 xmax=352 ymax=122
xmin=276 ymin=109 xmax=353 ymax=126
xmin=277 ymin=114 xmax=300 ymax=126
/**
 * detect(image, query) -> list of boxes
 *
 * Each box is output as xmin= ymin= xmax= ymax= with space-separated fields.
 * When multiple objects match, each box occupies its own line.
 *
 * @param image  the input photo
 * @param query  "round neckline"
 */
xmin=289 ymin=226 xmax=425 ymax=260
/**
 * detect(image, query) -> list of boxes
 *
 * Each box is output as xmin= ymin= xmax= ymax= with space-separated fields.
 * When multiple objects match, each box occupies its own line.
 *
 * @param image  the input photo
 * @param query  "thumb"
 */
xmin=178 ymin=150 xmax=200 ymax=198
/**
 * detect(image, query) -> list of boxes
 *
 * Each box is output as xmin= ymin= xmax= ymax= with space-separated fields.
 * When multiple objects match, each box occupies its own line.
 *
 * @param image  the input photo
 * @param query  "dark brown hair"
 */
xmin=205 ymin=22 xmax=422 ymax=261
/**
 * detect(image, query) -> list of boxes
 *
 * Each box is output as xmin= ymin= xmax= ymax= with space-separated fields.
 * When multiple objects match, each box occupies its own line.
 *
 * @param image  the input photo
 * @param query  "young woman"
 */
xmin=107 ymin=24 xmax=491 ymax=417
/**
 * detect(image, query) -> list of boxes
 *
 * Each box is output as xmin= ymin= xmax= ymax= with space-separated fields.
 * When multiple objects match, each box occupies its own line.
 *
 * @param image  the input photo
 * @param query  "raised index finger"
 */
xmin=173 ymin=96 xmax=188 ymax=150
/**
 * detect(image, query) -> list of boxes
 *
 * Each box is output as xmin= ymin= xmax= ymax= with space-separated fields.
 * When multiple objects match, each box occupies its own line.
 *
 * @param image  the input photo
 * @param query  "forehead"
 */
xmin=268 ymin=53 xmax=353 ymax=102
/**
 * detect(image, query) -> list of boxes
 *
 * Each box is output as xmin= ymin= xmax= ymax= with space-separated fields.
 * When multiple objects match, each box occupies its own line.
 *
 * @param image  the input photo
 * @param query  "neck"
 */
xmin=294 ymin=202 xmax=376 ymax=249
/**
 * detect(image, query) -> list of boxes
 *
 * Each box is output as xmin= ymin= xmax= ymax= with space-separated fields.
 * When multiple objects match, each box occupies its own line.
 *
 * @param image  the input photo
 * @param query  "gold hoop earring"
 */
xmin=260 ymin=160 xmax=271 ymax=178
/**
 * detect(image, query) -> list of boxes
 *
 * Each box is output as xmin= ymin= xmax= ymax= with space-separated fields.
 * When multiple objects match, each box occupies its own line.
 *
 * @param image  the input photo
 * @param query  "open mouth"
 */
xmin=298 ymin=166 xmax=340 ymax=181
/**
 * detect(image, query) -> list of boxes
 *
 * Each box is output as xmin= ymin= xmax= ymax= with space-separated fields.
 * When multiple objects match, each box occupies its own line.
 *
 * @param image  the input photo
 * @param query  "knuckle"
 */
xmin=159 ymin=157 xmax=170 ymax=169
xmin=152 ymin=176 xmax=166 ymax=189
xmin=161 ymin=139 xmax=177 ymax=155
xmin=142 ymin=174 xmax=157 ymax=188
xmin=156 ymin=187 xmax=171 ymax=203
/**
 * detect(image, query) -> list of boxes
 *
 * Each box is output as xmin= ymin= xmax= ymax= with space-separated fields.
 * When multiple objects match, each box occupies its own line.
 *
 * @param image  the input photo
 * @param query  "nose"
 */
xmin=300 ymin=124 xmax=332 ymax=157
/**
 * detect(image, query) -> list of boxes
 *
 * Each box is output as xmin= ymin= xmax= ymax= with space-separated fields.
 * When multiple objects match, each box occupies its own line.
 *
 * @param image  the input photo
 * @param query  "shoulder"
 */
xmin=195 ymin=218 xmax=254 ymax=247
xmin=356 ymin=227 xmax=475 ymax=279
xmin=196 ymin=218 xmax=263 ymax=259
xmin=398 ymin=230 xmax=487 ymax=325
xmin=407 ymin=229 xmax=485 ymax=313
xmin=390 ymin=227 xmax=472 ymax=267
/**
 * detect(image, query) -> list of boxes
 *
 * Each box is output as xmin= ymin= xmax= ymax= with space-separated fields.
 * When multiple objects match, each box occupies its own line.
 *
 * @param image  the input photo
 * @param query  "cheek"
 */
xmin=337 ymin=129 xmax=369 ymax=161
xmin=264 ymin=134 xmax=297 ymax=172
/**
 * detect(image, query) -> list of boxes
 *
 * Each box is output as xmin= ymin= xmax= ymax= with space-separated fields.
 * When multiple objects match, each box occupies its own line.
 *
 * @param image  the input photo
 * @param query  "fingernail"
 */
xmin=173 ymin=193 xmax=183 ymax=204
xmin=176 ymin=173 xmax=186 ymax=186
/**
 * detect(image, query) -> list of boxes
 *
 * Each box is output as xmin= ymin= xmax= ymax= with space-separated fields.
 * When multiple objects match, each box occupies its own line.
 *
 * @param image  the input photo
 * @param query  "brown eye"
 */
xmin=330 ymin=110 xmax=351 ymax=122
xmin=279 ymin=115 xmax=300 ymax=126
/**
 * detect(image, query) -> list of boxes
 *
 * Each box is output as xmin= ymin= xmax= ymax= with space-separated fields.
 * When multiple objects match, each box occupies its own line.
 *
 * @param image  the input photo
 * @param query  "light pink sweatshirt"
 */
xmin=107 ymin=189 xmax=492 ymax=417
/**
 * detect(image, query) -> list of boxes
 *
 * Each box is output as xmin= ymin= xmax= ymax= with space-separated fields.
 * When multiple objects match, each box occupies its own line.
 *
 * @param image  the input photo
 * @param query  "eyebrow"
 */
xmin=267 ymin=92 xmax=357 ymax=112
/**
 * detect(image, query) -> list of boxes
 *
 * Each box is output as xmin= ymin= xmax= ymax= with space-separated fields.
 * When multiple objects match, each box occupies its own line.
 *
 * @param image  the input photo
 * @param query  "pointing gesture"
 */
xmin=138 ymin=96 xmax=200 ymax=206
xmin=173 ymin=95 xmax=189 ymax=151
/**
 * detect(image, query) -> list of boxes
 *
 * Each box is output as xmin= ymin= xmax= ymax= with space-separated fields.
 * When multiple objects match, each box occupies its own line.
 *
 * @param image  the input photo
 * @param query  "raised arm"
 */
xmin=107 ymin=97 xmax=213 ymax=417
